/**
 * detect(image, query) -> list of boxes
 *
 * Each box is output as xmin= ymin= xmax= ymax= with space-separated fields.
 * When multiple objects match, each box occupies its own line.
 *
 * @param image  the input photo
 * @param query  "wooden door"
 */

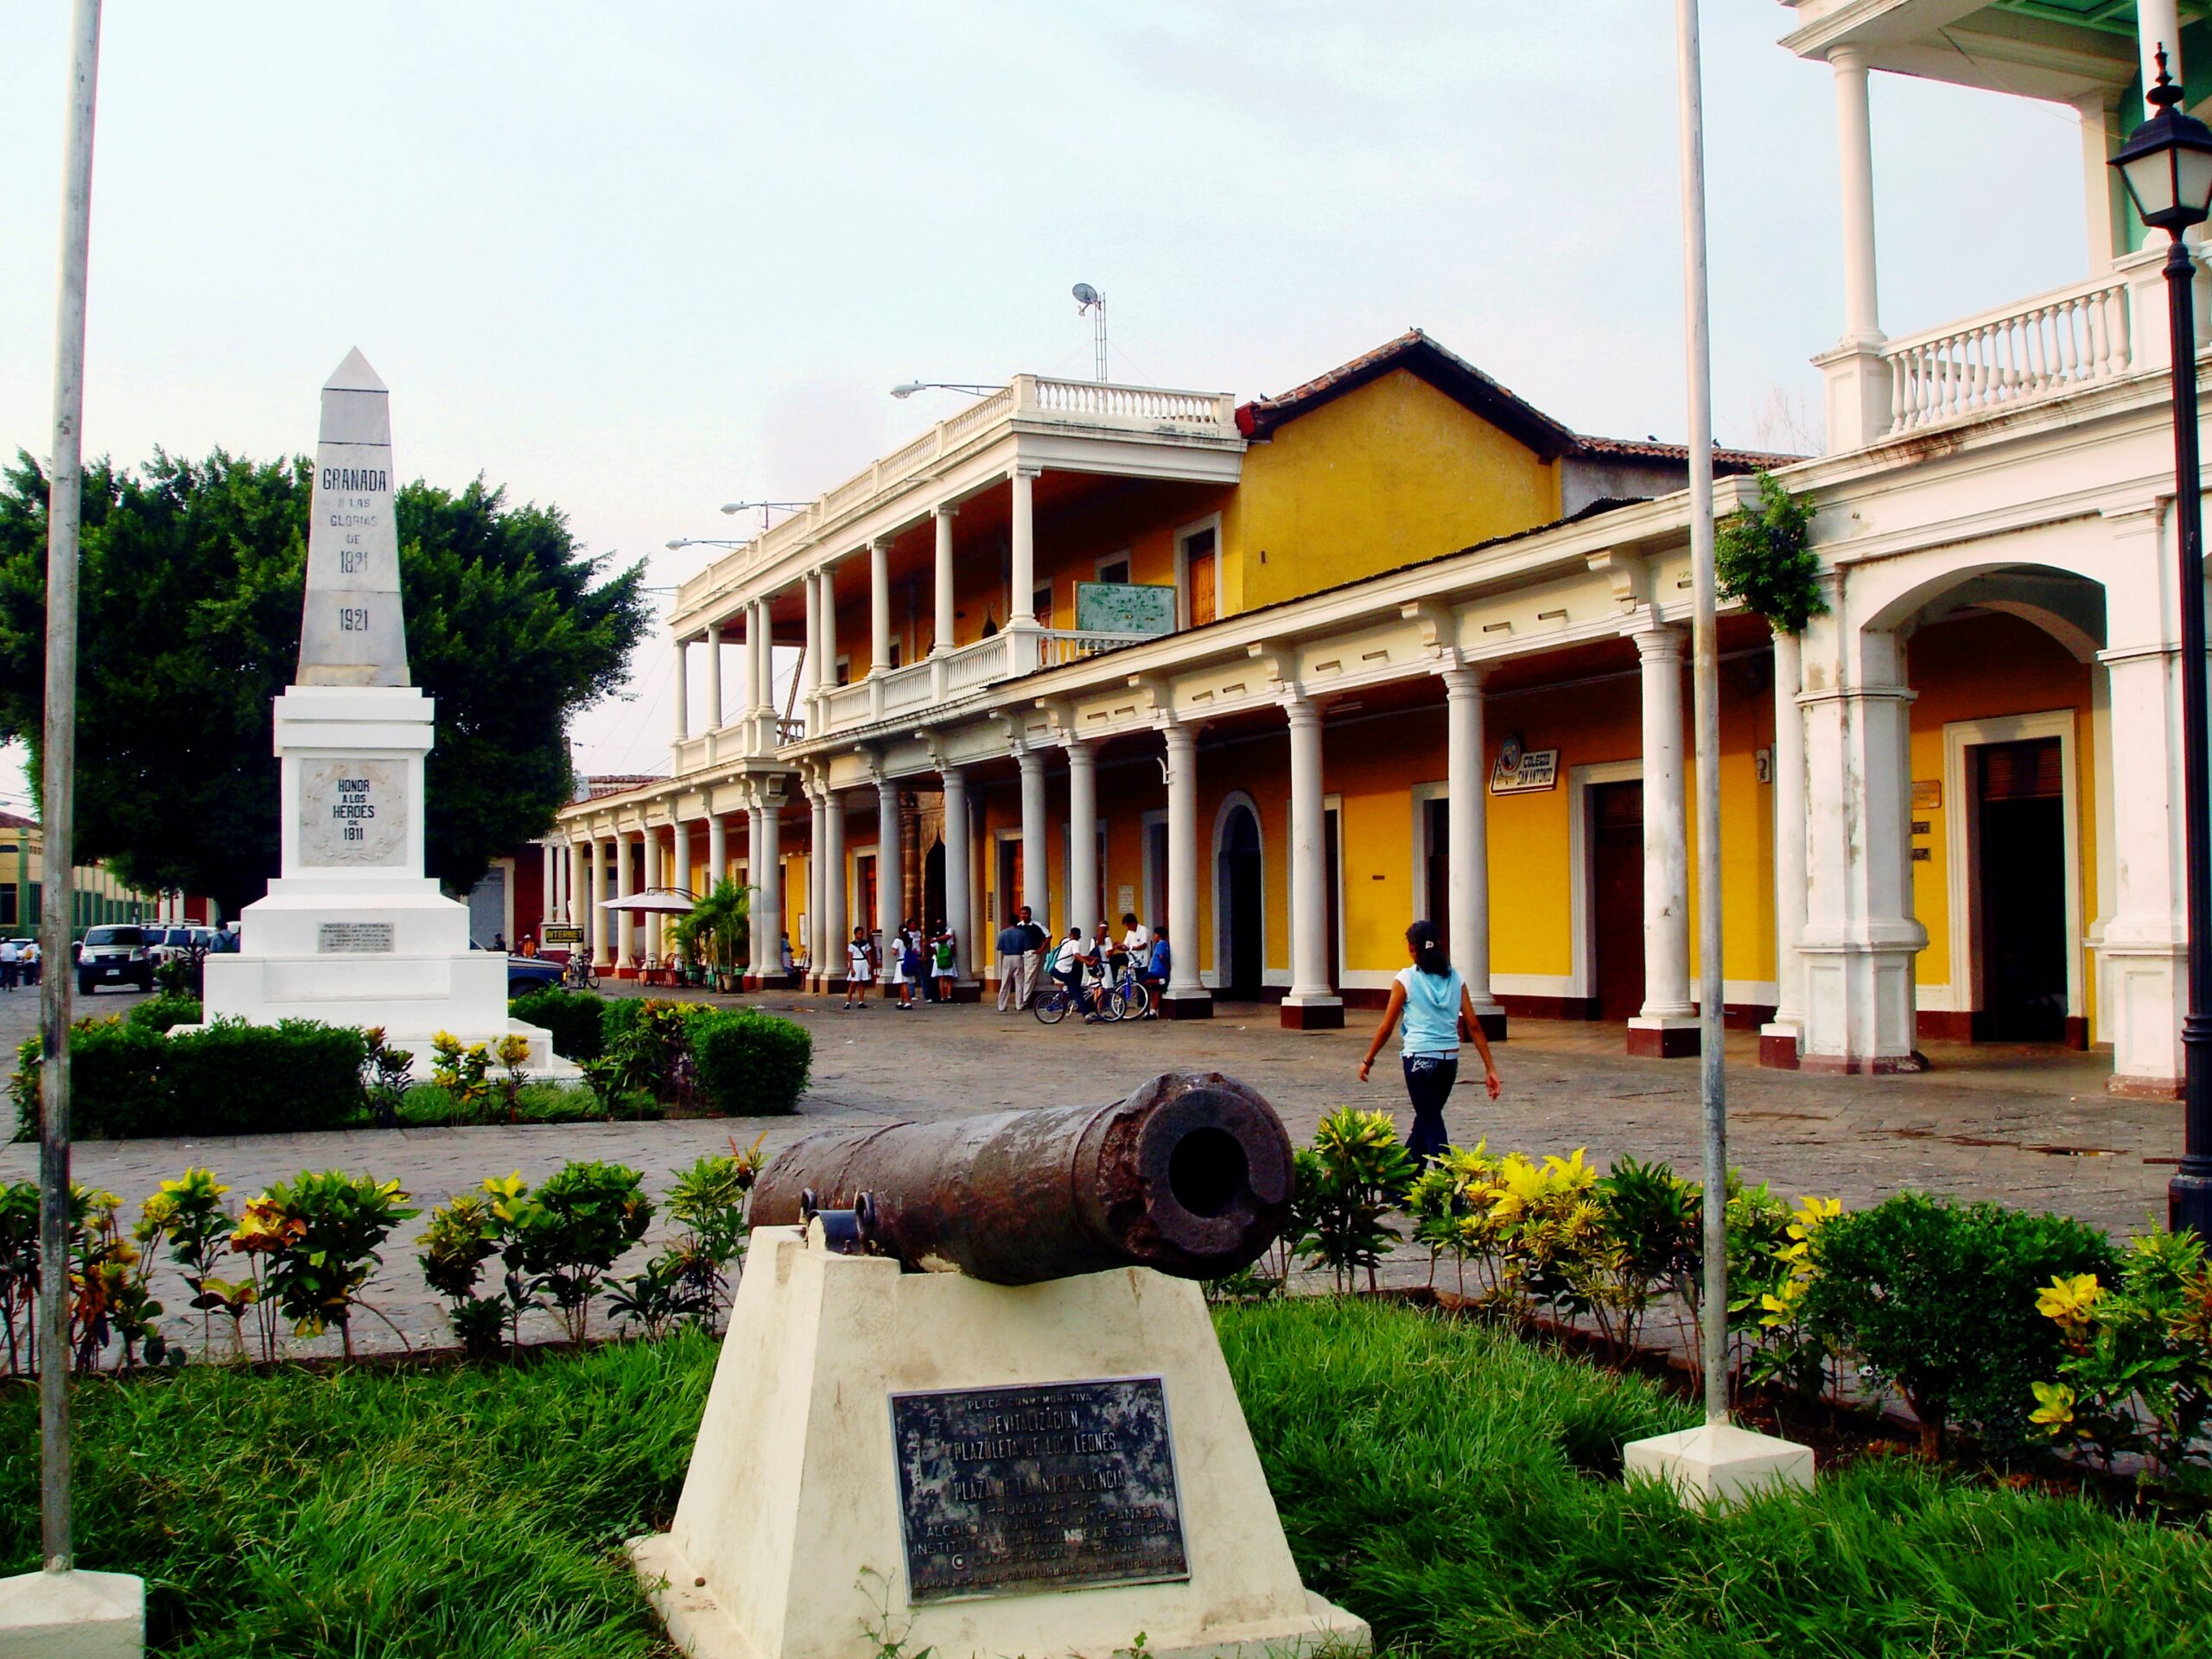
xmin=1975 ymin=738 xmax=2067 ymax=1042
xmin=1590 ymin=781 xmax=1644 ymax=1022
xmin=1186 ymin=531 xmax=1217 ymax=626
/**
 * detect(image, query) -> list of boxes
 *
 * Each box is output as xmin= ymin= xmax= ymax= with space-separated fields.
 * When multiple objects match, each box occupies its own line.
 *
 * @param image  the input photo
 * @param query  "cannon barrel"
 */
xmin=747 ymin=1071 xmax=1294 ymax=1285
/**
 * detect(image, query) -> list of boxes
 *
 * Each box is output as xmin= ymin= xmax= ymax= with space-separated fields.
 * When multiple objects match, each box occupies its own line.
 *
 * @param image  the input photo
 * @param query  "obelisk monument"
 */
xmin=200 ymin=351 xmax=567 ymax=1075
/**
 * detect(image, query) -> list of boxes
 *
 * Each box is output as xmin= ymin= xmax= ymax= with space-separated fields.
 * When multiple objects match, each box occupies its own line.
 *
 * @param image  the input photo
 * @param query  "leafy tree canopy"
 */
xmin=0 ymin=448 xmax=649 ymax=917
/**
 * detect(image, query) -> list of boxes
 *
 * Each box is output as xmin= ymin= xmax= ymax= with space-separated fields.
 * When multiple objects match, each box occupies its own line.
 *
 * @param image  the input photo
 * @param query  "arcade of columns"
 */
xmin=545 ymin=605 xmax=1745 ymax=1048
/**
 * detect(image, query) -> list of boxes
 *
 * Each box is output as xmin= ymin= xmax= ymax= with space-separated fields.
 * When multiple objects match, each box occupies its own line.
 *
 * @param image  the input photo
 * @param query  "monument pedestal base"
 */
xmin=0 ymin=1568 xmax=143 ymax=1659
xmin=1623 ymin=1421 xmax=1815 ymax=1507
xmin=632 ymin=1227 xmax=1367 ymax=1659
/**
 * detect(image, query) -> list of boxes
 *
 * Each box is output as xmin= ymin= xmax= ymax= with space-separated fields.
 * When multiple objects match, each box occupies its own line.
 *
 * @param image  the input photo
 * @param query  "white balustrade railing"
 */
xmin=672 ymin=376 xmax=1239 ymax=618
xmin=804 ymin=627 xmax=1157 ymax=737
xmin=823 ymin=681 xmax=873 ymax=728
xmin=944 ymin=633 xmax=1012 ymax=692
xmin=1883 ymin=275 xmax=2130 ymax=435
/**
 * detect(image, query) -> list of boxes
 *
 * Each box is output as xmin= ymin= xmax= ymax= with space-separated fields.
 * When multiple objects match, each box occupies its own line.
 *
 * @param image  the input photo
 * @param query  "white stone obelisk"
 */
xmin=198 ymin=351 xmax=569 ymax=1075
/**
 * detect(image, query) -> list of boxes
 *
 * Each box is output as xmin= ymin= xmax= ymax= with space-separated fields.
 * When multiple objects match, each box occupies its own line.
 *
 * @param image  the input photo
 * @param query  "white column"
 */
xmin=740 ymin=605 xmax=759 ymax=715
xmin=539 ymin=840 xmax=556 ymax=935
xmin=707 ymin=813 xmax=727 ymax=893
xmin=705 ymin=621 xmax=723 ymax=731
xmin=1815 ymin=46 xmax=1892 ymax=451
xmin=744 ymin=803 xmax=765 ymax=976
xmin=645 ymin=828 xmax=664 ymax=963
xmin=1441 ymin=666 xmax=1503 ymax=1031
xmin=823 ymin=789 xmax=849 ymax=972
xmin=1017 ymin=747 xmax=1048 ymax=927
xmin=756 ymin=791 xmax=783 ymax=982
xmin=1065 ymin=740 xmax=1098 ymax=935
xmin=1832 ymin=47 xmax=1880 ymax=346
xmin=567 ymin=838 xmax=586 ymax=927
xmin=1629 ymin=623 xmax=1697 ymax=1054
xmin=818 ymin=560 xmax=840 ymax=695
xmin=1762 ymin=628 xmax=1811 ymax=1065
xmin=870 ymin=537 xmax=892 ymax=673
xmin=1162 ymin=722 xmax=1209 ymax=1014
xmin=671 ymin=814 xmax=691 ymax=900
xmin=756 ymin=596 xmax=778 ymax=716
xmin=2099 ymin=506 xmax=2188 ymax=1095
xmin=671 ymin=638 xmax=690 ymax=741
xmin=876 ymin=776 xmax=903 ymax=956
xmin=804 ymin=571 xmax=823 ymax=700
xmin=588 ymin=837 xmax=608 ymax=964
xmin=1010 ymin=465 xmax=1039 ymax=630
xmin=1281 ymin=694 xmax=1343 ymax=1027
xmin=932 ymin=505 xmax=957 ymax=655
xmin=1798 ymin=609 xmax=1927 ymax=1071
xmin=943 ymin=766 xmax=973 ymax=989
xmin=614 ymin=831 xmax=636 ymax=970
xmin=2141 ymin=1 xmax=2183 ymax=90
xmin=808 ymin=782 xmax=828 ymax=987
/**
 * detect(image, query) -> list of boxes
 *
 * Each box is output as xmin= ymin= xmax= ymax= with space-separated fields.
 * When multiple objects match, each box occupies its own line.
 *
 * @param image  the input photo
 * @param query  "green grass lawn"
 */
xmin=3 ymin=1300 xmax=2209 ymax=1656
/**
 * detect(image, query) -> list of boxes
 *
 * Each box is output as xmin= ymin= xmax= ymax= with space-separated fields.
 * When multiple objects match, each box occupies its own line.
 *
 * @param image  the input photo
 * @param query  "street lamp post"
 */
xmin=2113 ymin=50 xmax=2212 ymax=1236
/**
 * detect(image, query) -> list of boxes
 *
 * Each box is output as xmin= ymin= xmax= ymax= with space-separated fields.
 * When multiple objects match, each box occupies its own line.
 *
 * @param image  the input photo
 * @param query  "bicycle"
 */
xmin=1097 ymin=957 xmax=1151 ymax=1021
xmin=561 ymin=954 xmax=601 ymax=991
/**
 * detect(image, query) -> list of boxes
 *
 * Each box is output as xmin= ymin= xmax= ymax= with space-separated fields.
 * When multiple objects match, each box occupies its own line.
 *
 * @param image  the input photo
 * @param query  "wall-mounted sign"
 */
xmin=1912 ymin=779 xmax=1943 ymax=810
xmin=1490 ymin=747 xmax=1560 ymax=794
xmin=540 ymin=924 xmax=584 ymax=944
xmin=1075 ymin=581 xmax=1176 ymax=637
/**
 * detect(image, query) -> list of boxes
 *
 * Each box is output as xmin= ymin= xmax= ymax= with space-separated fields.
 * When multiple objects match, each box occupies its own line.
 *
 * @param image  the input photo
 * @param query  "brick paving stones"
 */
xmin=0 ymin=983 xmax=2178 ymax=1358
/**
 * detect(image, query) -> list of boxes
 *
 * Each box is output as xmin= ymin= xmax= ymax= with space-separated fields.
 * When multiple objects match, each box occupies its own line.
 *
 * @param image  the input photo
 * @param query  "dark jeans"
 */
xmin=1402 ymin=1052 xmax=1459 ymax=1166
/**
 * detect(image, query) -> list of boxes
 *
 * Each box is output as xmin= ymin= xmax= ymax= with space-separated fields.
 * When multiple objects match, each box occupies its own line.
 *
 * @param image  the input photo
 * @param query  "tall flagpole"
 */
xmin=1674 ymin=0 xmax=1730 ymax=1424
xmin=40 ymin=0 xmax=105 ymax=1574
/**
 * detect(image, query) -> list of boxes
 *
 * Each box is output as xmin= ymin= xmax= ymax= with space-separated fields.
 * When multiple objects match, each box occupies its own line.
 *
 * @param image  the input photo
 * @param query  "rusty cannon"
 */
xmin=747 ymin=1071 xmax=1295 ymax=1284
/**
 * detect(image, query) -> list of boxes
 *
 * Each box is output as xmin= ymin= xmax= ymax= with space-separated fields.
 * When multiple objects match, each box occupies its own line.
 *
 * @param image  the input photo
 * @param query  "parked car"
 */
xmin=78 ymin=925 xmax=154 ymax=995
xmin=505 ymin=955 xmax=563 ymax=997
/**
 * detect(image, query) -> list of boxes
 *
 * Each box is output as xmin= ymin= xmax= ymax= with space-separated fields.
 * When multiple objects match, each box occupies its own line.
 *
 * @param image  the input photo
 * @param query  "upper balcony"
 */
xmin=1783 ymin=1 xmax=2212 ymax=451
xmin=670 ymin=373 xmax=1242 ymax=639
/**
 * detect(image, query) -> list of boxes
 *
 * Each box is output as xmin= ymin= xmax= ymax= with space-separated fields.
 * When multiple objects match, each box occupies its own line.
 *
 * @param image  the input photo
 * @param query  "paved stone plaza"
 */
xmin=0 ymin=983 xmax=2181 ymax=1357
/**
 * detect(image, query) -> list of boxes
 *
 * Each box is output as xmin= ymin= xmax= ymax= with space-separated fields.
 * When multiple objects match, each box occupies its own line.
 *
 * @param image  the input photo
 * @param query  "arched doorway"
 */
xmin=1217 ymin=801 xmax=1263 ymax=1001
xmin=1861 ymin=562 xmax=2106 ymax=1051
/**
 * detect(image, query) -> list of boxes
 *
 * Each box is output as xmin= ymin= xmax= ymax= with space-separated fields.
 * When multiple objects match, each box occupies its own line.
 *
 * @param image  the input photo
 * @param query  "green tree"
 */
xmin=0 ymin=448 xmax=649 ymax=914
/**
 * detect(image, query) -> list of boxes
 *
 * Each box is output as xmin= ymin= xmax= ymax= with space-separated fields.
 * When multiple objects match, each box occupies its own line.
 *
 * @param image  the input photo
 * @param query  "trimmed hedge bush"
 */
xmin=508 ymin=988 xmax=608 ymax=1062
xmin=1802 ymin=1191 xmax=2119 ymax=1457
xmin=688 ymin=1007 xmax=810 ymax=1116
xmin=11 ymin=1016 xmax=366 ymax=1141
xmin=127 ymin=993 xmax=204 ymax=1034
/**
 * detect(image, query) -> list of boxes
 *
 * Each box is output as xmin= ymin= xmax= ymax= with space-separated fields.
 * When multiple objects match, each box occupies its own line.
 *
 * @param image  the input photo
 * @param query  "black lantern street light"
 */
xmin=2113 ymin=50 xmax=2212 ymax=1235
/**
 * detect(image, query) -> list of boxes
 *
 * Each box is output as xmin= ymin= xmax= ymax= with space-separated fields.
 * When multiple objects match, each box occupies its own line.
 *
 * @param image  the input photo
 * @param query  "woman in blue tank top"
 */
xmin=1357 ymin=919 xmax=1503 ymax=1166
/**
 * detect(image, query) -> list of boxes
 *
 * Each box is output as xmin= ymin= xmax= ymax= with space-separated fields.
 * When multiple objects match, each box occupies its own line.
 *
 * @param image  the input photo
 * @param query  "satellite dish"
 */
xmin=1071 ymin=283 xmax=1099 ymax=307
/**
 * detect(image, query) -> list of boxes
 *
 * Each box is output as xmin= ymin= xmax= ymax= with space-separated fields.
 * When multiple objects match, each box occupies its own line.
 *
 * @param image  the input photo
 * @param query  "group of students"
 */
xmin=840 ymin=918 xmax=959 ymax=1010
xmin=1043 ymin=913 xmax=1169 ymax=1022
xmin=0 ymin=938 xmax=39 ymax=989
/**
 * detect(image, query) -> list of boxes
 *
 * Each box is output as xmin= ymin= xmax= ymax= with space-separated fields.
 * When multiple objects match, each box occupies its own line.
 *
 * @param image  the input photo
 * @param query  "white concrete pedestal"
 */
xmin=0 ymin=1569 xmax=143 ymax=1659
xmin=631 ymin=1227 xmax=1367 ymax=1659
xmin=1623 ymin=1421 xmax=1815 ymax=1508
xmin=200 ymin=685 xmax=573 ymax=1077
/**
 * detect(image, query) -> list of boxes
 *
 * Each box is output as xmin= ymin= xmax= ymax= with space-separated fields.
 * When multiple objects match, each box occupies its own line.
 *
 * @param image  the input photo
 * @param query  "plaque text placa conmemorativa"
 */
xmin=889 ymin=1377 xmax=1188 ymax=1602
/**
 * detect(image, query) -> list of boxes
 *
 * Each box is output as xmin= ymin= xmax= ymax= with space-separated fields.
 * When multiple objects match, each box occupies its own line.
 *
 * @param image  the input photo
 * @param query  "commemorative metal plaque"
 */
xmin=889 ymin=1377 xmax=1188 ymax=1603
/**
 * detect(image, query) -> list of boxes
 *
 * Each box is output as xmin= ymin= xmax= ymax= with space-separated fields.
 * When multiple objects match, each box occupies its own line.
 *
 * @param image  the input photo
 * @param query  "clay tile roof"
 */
xmin=1572 ymin=434 xmax=1805 ymax=474
xmin=584 ymin=773 xmax=664 ymax=800
xmin=0 ymin=811 xmax=35 ymax=831
xmin=1236 ymin=328 xmax=1582 ymax=458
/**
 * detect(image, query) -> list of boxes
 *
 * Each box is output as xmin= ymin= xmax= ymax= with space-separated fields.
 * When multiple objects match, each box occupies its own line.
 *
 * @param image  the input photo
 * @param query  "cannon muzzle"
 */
xmin=747 ymin=1071 xmax=1294 ymax=1284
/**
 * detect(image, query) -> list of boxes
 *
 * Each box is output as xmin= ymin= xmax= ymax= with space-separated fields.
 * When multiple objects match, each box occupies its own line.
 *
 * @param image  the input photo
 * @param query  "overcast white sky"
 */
xmin=0 ymin=3 xmax=2092 ymax=799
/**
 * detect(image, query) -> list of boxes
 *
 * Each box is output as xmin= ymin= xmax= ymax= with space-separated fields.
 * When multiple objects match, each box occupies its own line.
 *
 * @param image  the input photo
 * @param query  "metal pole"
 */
xmin=2167 ymin=229 xmax=2212 ymax=1236
xmin=1675 ymin=0 xmax=1730 ymax=1422
xmin=40 ymin=0 xmax=104 ymax=1575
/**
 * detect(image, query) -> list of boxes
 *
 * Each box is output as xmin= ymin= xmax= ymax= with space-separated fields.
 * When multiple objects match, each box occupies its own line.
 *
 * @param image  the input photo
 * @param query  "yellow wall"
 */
xmin=1226 ymin=368 xmax=1562 ymax=614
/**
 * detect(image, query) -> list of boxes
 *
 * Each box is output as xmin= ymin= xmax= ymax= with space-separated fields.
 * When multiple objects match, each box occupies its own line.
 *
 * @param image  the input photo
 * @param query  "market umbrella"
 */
xmin=596 ymin=887 xmax=696 ymax=913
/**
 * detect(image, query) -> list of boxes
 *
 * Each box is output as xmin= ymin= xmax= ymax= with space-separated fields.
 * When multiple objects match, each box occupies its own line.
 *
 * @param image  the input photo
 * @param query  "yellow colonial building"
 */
xmin=555 ymin=332 xmax=1798 ymax=1052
